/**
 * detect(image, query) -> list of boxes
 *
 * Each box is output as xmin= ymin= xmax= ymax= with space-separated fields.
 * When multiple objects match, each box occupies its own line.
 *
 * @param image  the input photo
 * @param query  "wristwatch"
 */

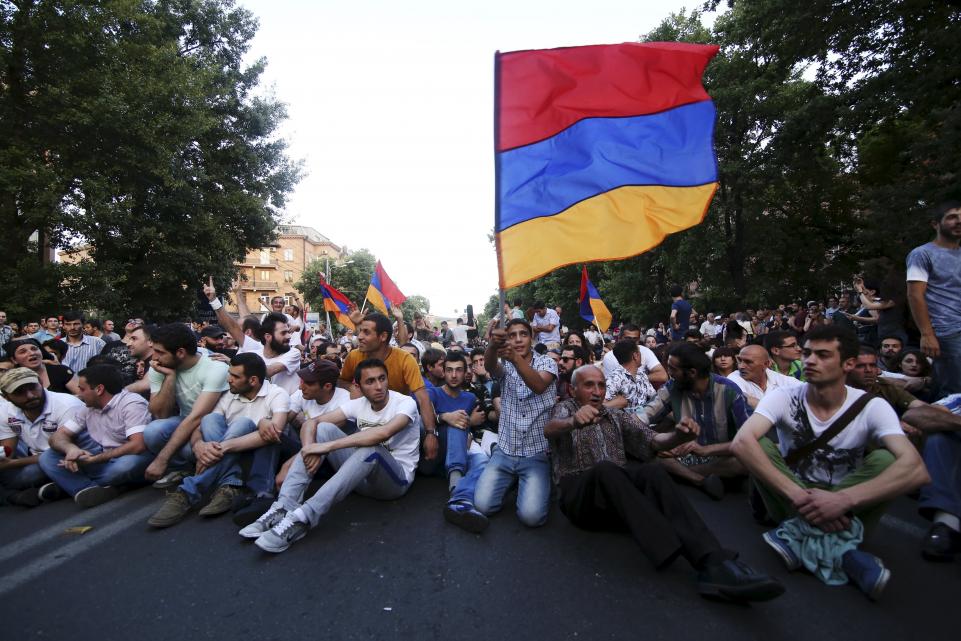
xmin=425 ymin=429 xmax=439 ymax=438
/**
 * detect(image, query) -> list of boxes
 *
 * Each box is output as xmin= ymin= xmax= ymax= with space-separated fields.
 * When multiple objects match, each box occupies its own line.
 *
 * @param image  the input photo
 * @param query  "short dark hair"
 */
xmin=84 ymin=318 xmax=102 ymax=331
xmin=443 ymin=351 xmax=468 ymax=368
xmin=669 ymin=285 xmax=683 ymax=298
xmin=685 ymin=329 xmax=703 ymax=340
xmin=506 ymin=318 xmax=532 ymax=336
xmin=562 ymin=344 xmax=588 ymax=364
xmin=858 ymin=345 xmax=879 ymax=357
xmin=930 ymin=200 xmax=961 ymax=224
xmin=764 ymin=330 xmax=796 ymax=351
xmin=422 ymin=347 xmax=446 ymax=368
xmin=78 ymin=364 xmax=124 ymax=394
xmin=669 ymin=342 xmax=711 ymax=377
xmin=288 ymin=304 xmax=301 ymax=316
xmin=803 ymin=324 xmax=860 ymax=361
xmin=612 ymin=340 xmax=637 ymax=365
xmin=42 ymin=338 xmax=68 ymax=361
xmin=362 ymin=313 xmax=393 ymax=342
xmin=533 ymin=301 xmax=546 ymax=309
xmin=231 ymin=352 xmax=267 ymax=382
xmin=879 ymin=335 xmax=904 ymax=346
xmin=242 ymin=316 xmax=262 ymax=339
xmin=4 ymin=337 xmax=42 ymax=360
xmin=470 ymin=347 xmax=485 ymax=360
xmin=151 ymin=323 xmax=198 ymax=356
xmin=62 ymin=310 xmax=85 ymax=323
xmin=621 ymin=323 xmax=641 ymax=334
xmin=260 ymin=312 xmax=288 ymax=339
xmin=354 ymin=358 xmax=387 ymax=384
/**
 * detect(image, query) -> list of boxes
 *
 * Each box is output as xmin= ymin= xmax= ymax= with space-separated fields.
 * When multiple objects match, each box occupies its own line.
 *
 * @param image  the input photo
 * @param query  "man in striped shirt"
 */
xmin=62 ymin=311 xmax=105 ymax=372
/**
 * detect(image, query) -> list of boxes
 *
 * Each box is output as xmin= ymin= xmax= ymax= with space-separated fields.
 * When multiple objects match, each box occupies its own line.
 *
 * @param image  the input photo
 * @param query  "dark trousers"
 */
xmin=558 ymin=460 xmax=724 ymax=570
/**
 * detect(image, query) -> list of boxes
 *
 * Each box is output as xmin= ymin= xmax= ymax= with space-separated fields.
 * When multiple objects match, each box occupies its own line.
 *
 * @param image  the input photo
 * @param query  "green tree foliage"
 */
xmin=296 ymin=248 xmax=376 ymax=315
xmin=1 ymin=0 xmax=301 ymax=321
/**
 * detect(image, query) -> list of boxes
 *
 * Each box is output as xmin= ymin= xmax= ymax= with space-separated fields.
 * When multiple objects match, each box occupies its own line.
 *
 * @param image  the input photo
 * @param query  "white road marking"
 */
xmin=0 ymin=502 xmax=158 ymax=598
xmin=0 ymin=490 xmax=151 ymax=565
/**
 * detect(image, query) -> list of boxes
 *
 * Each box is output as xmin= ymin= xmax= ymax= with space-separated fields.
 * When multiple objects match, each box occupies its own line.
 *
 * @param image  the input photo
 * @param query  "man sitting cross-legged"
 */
xmin=147 ymin=352 xmax=290 ymax=527
xmin=39 ymin=364 xmax=154 ymax=508
xmin=731 ymin=325 xmax=930 ymax=600
xmin=241 ymin=358 xmax=420 ymax=553
xmin=547 ymin=365 xmax=784 ymax=603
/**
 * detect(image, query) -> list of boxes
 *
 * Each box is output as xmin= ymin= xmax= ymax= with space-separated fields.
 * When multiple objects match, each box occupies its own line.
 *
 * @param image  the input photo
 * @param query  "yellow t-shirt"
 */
xmin=340 ymin=347 xmax=425 ymax=396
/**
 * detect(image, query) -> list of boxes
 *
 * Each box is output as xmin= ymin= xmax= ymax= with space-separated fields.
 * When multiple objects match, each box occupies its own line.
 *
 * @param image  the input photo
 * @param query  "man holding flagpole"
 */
xmin=475 ymin=317 xmax=557 ymax=527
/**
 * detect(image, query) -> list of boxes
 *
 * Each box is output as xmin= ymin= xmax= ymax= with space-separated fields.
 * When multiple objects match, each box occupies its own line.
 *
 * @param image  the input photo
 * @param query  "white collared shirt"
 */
xmin=211 ymin=380 xmax=291 ymax=424
xmin=726 ymin=368 xmax=802 ymax=400
xmin=0 ymin=390 xmax=84 ymax=454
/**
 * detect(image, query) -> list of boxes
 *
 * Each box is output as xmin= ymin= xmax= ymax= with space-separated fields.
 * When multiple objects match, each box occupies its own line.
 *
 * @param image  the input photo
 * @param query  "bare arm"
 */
xmin=65 ymin=374 xmax=80 ymax=395
xmin=902 ymin=401 xmax=961 ymax=433
xmin=222 ymin=413 xmax=290 ymax=453
xmin=647 ymin=364 xmax=668 ymax=386
xmin=730 ymin=414 xmax=807 ymax=505
xmin=148 ymin=368 xmax=177 ymax=419
xmin=838 ymin=434 xmax=929 ymax=510
xmin=125 ymin=375 xmax=151 ymax=396
xmin=907 ymin=281 xmax=940 ymax=358
xmin=145 ymin=390 xmax=222 ymax=478
xmin=509 ymin=353 xmax=554 ymax=395
xmin=303 ymin=413 xmax=411 ymax=455
xmin=413 ymin=387 xmax=437 ymax=431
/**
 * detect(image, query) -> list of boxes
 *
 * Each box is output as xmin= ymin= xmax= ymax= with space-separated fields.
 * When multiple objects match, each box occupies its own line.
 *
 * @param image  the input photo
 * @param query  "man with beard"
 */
xmin=39 ymin=364 xmax=153 ymax=508
xmin=204 ymin=280 xmax=302 ymax=396
xmin=547 ymin=365 xmax=784 ymax=604
xmin=141 ymin=324 xmax=229 ymax=489
xmin=122 ymin=323 xmax=155 ymax=396
xmin=4 ymin=337 xmax=79 ymax=394
xmin=643 ymin=343 xmax=751 ymax=501
xmin=147 ymin=352 xmax=290 ymax=527
xmin=0 ymin=368 xmax=83 ymax=506
xmin=241 ymin=358 xmax=420 ymax=553
xmin=731 ymin=325 xmax=929 ymax=599
xmin=557 ymin=344 xmax=586 ymax=402
xmin=877 ymin=336 xmax=903 ymax=373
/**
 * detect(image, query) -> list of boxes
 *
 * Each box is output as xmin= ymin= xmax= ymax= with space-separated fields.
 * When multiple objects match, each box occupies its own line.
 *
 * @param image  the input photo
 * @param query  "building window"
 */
xmin=284 ymin=249 xmax=293 ymax=261
xmin=284 ymin=270 xmax=293 ymax=282
xmin=260 ymin=270 xmax=270 ymax=281
xmin=260 ymin=249 xmax=270 ymax=265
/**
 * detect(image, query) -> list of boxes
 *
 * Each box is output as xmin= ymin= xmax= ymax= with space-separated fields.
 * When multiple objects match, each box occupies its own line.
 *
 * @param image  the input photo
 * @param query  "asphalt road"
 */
xmin=0 ymin=476 xmax=956 ymax=641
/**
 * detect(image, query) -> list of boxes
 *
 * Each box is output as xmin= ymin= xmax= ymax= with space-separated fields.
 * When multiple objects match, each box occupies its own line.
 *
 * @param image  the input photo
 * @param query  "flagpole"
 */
xmin=494 ymin=50 xmax=506 ymax=328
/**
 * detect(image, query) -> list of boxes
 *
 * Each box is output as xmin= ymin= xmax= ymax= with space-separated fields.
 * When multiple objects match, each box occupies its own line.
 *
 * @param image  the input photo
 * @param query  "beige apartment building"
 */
xmin=230 ymin=225 xmax=345 ymax=314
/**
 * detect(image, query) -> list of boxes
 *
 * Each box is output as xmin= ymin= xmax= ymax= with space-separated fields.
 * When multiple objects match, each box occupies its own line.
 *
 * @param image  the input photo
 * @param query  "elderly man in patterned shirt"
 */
xmin=546 ymin=365 xmax=784 ymax=603
xmin=475 ymin=318 xmax=557 ymax=527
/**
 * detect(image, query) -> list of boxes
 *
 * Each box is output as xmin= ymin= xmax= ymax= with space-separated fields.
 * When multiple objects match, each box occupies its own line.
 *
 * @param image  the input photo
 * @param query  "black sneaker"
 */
xmin=697 ymin=559 xmax=786 ymax=603
xmin=921 ymin=523 xmax=961 ymax=562
xmin=38 ymin=483 xmax=65 ymax=502
xmin=444 ymin=501 xmax=490 ymax=533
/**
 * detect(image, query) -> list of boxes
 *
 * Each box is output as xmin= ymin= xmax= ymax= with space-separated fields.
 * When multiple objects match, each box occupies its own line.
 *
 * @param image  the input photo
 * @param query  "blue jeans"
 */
xmin=934 ymin=331 xmax=961 ymax=397
xmin=473 ymin=447 xmax=550 ymax=527
xmin=179 ymin=414 xmax=259 ymax=504
xmin=0 ymin=441 xmax=48 ymax=490
xmin=919 ymin=430 xmax=961 ymax=520
xmin=143 ymin=416 xmax=193 ymax=468
xmin=449 ymin=453 xmax=490 ymax=505
xmin=38 ymin=431 xmax=153 ymax=496
xmin=247 ymin=427 xmax=302 ymax=499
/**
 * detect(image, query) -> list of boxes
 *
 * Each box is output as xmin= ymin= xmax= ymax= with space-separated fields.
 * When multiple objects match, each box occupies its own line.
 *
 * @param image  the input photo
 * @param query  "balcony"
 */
xmin=240 ymin=280 xmax=279 ymax=291
xmin=239 ymin=258 xmax=279 ymax=267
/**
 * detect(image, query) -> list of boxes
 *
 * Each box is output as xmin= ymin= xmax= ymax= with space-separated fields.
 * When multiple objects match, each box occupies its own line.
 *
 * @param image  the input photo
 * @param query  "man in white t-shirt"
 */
xmin=241 ymin=357 xmax=419 ymax=552
xmin=203 ymin=281 xmax=302 ymax=395
xmin=699 ymin=313 xmax=722 ymax=341
xmin=0 ymin=368 xmax=83 ymax=506
xmin=726 ymin=345 xmax=802 ymax=408
xmin=601 ymin=324 xmax=668 ymax=386
xmin=449 ymin=318 xmax=473 ymax=346
xmin=731 ymin=325 xmax=930 ymax=600
xmin=531 ymin=301 xmax=561 ymax=348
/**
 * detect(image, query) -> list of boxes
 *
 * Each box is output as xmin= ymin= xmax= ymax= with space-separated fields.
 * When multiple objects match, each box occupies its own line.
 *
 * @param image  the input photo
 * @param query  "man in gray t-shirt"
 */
xmin=906 ymin=201 xmax=961 ymax=396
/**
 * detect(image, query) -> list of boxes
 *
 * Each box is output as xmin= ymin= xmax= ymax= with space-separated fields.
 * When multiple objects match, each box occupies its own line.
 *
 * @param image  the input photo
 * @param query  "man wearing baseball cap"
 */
xmin=0 ymin=368 xmax=83 ymax=506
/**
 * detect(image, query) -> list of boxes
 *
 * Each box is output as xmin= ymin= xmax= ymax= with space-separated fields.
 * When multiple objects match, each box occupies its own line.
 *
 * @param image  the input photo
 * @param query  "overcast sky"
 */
xmin=239 ymin=0 xmax=701 ymax=317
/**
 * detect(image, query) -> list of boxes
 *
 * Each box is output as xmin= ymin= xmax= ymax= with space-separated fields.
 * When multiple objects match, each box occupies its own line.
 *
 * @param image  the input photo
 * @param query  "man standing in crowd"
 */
xmin=0 ymin=368 xmax=83 ymax=506
xmin=765 ymin=330 xmax=805 ymax=381
xmin=669 ymin=285 xmax=693 ymax=341
xmin=102 ymin=320 xmax=121 ymax=342
xmin=141 ymin=323 xmax=229 ymax=488
xmin=731 ymin=325 xmax=929 ymax=599
xmin=727 ymin=344 xmax=802 ymax=408
xmin=0 ymin=310 xmax=12 ymax=359
xmin=475 ymin=318 xmax=557 ymax=527
xmin=148 ymin=352 xmax=290 ymax=527
xmin=547 ymin=365 xmax=784 ymax=603
xmin=907 ymin=200 xmax=961 ymax=396
xmin=242 ymin=358 xmax=420 ymax=553
xmin=62 ymin=312 xmax=105 ymax=372
xmin=600 ymin=324 xmax=668 ymax=386
xmin=644 ymin=343 xmax=751 ymax=500
xmin=39 ymin=364 xmax=153 ymax=508
xmin=531 ymin=301 xmax=561 ymax=350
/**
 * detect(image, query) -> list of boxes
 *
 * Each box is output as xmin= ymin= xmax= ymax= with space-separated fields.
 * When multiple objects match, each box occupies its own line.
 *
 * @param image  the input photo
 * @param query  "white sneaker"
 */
xmin=254 ymin=514 xmax=309 ymax=553
xmin=238 ymin=504 xmax=287 ymax=539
